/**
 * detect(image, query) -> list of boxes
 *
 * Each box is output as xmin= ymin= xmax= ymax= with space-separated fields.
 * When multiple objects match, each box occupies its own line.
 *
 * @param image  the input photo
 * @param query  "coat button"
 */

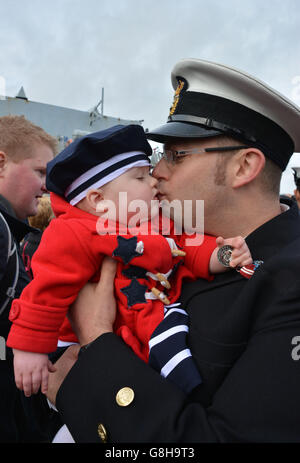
xmin=116 ymin=387 xmax=135 ymax=407
xmin=97 ymin=424 xmax=107 ymax=443
xmin=9 ymin=302 xmax=20 ymax=321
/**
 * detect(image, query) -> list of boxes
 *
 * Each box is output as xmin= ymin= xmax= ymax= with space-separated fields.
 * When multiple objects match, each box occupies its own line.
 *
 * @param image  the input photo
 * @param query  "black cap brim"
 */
xmin=146 ymin=121 xmax=223 ymax=143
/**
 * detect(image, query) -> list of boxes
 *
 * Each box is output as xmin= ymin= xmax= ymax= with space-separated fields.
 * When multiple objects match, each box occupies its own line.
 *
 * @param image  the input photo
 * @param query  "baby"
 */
xmin=7 ymin=125 xmax=252 ymax=397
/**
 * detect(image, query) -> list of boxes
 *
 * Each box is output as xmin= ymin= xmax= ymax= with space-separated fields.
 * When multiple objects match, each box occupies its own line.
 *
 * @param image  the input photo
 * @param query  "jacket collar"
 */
xmin=246 ymin=199 xmax=300 ymax=262
xmin=0 ymin=194 xmax=36 ymax=242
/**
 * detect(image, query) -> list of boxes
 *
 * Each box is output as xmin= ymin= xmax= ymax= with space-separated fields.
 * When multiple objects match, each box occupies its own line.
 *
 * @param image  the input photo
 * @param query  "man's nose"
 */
xmin=152 ymin=159 xmax=171 ymax=180
xmin=150 ymin=175 xmax=158 ymax=188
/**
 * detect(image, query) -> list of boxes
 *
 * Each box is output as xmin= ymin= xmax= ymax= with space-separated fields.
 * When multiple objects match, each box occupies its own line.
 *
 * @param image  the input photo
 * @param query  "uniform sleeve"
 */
xmin=56 ymin=277 xmax=300 ymax=443
xmin=7 ymin=219 xmax=99 ymax=353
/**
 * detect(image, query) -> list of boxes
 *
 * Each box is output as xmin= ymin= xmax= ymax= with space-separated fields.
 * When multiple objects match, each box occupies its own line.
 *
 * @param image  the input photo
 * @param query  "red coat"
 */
xmin=7 ymin=193 xmax=216 ymax=361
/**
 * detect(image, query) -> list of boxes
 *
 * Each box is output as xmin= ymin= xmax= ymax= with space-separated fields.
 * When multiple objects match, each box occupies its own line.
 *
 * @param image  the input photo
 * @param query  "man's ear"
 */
xmin=0 ymin=151 xmax=8 ymax=173
xmin=86 ymin=189 xmax=104 ymax=210
xmin=232 ymin=148 xmax=266 ymax=189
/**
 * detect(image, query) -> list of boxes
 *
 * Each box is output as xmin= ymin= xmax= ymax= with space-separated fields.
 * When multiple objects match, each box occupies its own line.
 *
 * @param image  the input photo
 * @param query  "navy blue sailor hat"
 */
xmin=46 ymin=124 xmax=152 ymax=205
xmin=147 ymin=59 xmax=300 ymax=171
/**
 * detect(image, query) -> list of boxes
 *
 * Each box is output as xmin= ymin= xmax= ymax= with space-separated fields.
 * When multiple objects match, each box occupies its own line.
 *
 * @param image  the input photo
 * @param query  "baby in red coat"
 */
xmin=7 ymin=125 xmax=252 ymax=397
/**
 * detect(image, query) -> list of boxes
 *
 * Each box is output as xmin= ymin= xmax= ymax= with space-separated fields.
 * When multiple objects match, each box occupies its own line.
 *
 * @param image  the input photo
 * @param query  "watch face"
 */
xmin=217 ymin=245 xmax=233 ymax=267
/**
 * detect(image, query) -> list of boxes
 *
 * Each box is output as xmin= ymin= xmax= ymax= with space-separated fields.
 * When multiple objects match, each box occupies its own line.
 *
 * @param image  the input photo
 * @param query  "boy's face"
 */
xmin=0 ymin=143 xmax=54 ymax=220
xmin=101 ymin=166 xmax=159 ymax=225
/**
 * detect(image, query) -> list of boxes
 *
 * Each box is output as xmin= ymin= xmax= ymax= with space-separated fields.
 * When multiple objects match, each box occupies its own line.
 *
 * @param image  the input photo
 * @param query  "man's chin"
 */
xmin=16 ymin=211 xmax=36 ymax=221
xmin=26 ymin=205 xmax=39 ymax=220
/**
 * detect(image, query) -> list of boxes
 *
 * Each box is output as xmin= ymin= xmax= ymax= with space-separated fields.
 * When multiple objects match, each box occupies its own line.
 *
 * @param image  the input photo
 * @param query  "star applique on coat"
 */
xmin=121 ymin=278 xmax=148 ymax=308
xmin=113 ymin=236 xmax=142 ymax=265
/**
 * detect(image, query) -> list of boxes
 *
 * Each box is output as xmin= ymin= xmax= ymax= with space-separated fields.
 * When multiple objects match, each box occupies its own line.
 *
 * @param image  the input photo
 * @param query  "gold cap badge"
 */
xmin=169 ymin=78 xmax=187 ymax=116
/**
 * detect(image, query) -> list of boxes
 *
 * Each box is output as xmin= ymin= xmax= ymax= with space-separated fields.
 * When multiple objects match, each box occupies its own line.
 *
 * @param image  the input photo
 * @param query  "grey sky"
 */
xmin=0 ymin=0 xmax=300 ymax=192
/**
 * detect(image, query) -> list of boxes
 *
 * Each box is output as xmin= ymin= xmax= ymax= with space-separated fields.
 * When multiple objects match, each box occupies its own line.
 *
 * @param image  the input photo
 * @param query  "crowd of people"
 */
xmin=1 ymin=58 xmax=300 ymax=443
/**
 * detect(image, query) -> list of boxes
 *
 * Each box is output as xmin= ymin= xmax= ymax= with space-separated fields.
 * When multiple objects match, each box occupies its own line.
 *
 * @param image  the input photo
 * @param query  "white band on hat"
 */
xmin=65 ymin=151 xmax=150 ymax=206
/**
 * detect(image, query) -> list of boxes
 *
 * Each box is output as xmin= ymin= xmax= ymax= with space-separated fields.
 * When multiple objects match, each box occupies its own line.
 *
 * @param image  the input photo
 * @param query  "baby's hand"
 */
xmin=216 ymin=236 xmax=253 ymax=269
xmin=13 ymin=349 xmax=56 ymax=397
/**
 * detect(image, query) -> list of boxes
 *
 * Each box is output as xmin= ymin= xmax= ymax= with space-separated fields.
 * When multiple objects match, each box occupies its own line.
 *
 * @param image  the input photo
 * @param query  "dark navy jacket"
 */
xmin=0 ymin=195 xmax=32 ymax=337
xmin=0 ymin=195 xmax=57 ymax=443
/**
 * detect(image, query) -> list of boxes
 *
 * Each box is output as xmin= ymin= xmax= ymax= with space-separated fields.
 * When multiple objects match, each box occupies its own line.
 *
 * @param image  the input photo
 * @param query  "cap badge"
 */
xmin=169 ymin=77 xmax=187 ymax=116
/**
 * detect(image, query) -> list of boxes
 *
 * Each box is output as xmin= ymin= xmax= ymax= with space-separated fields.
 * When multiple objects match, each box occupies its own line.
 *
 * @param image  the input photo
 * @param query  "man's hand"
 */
xmin=68 ymin=257 xmax=117 ymax=346
xmin=47 ymin=344 xmax=80 ymax=406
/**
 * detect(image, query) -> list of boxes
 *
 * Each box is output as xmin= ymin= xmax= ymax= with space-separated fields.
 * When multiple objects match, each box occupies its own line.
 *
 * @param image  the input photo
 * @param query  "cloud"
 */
xmin=0 ymin=0 xmax=299 ymax=191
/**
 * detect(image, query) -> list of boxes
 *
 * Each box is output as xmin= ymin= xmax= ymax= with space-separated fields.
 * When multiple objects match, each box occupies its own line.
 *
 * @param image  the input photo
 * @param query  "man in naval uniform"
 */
xmin=47 ymin=59 xmax=300 ymax=443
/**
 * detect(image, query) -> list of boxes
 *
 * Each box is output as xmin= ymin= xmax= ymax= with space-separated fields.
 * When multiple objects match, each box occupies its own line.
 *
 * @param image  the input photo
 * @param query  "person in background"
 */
xmin=21 ymin=195 xmax=55 ymax=280
xmin=0 ymin=115 xmax=56 ymax=442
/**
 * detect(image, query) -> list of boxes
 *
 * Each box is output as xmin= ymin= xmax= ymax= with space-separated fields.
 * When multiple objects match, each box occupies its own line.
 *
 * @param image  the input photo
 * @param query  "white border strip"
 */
xmin=161 ymin=349 xmax=191 ymax=377
xmin=65 ymin=151 xmax=148 ymax=196
xmin=149 ymin=325 xmax=188 ymax=350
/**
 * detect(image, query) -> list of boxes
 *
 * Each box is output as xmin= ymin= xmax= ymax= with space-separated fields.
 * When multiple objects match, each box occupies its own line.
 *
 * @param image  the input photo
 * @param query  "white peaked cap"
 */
xmin=148 ymin=58 xmax=300 ymax=170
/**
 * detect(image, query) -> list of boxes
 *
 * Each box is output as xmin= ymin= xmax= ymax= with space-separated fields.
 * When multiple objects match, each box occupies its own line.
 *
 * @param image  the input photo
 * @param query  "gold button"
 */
xmin=97 ymin=423 xmax=107 ymax=443
xmin=116 ymin=387 xmax=135 ymax=407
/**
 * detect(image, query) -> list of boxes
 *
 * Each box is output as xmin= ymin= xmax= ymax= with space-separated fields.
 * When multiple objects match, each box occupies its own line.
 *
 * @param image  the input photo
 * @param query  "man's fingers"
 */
xmin=48 ymin=359 xmax=57 ymax=373
xmin=47 ymin=345 xmax=80 ymax=407
xmin=66 ymin=344 xmax=81 ymax=360
xmin=96 ymin=257 xmax=117 ymax=292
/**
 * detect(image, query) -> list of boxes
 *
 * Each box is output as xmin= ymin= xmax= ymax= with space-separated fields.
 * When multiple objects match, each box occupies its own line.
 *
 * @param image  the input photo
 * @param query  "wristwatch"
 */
xmin=217 ymin=245 xmax=233 ymax=267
